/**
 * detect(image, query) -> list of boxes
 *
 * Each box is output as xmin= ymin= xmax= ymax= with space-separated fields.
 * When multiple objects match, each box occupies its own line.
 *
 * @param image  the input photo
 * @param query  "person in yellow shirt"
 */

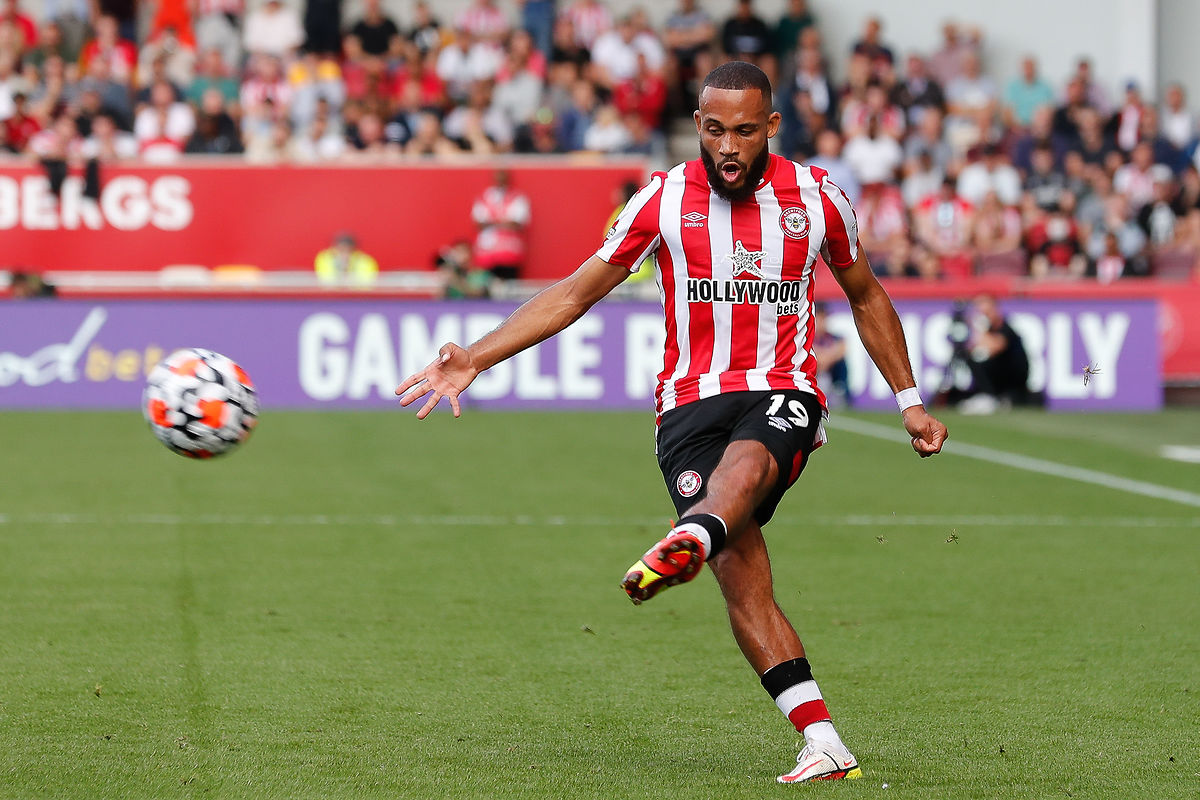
xmin=314 ymin=232 xmax=379 ymax=286
xmin=607 ymin=181 xmax=655 ymax=283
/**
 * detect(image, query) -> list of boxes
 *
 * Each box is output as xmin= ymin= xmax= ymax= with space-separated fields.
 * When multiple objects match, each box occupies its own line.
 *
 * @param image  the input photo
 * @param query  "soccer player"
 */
xmin=396 ymin=62 xmax=948 ymax=783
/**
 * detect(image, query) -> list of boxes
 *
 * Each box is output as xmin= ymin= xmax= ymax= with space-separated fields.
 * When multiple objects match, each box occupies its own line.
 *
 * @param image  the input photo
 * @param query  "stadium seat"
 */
xmin=976 ymin=250 xmax=1028 ymax=277
xmin=159 ymin=265 xmax=211 ymax=287
xmin=1150 ymin=250 xmax=1198 ymax=281
xmin=212 ymin=265 xmax=264 ymax=285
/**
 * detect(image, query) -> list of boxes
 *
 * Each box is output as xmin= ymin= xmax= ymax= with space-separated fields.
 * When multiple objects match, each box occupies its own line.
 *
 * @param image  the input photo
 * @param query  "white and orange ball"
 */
xmin=143 ymin=348 xmax=259 ymax=458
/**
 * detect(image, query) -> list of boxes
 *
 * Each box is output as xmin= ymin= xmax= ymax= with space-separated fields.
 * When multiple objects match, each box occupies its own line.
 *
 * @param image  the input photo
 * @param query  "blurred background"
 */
xmin=1 ymin=0 xmax=1198 ymax=412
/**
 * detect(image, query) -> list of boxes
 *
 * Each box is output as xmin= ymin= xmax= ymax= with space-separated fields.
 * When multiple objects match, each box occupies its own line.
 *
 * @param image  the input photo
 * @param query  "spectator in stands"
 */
xmin=245 ymin=116 xmax=297 ymax=162
xmin=901 ymin=149 xmax=941 ymax=208
xmin=291 ymin=110 xmax=344 ymax=160
xmin=185 ymin=86 xmax=242 ymax=153
xmin=914 ymin=177 xmax=975 ymax=278
xmin=903 ymin=106 xmax=952 ymax=176
xmin=194 ymin=0 xmax=242 ymax=70
xmin=347 ymin=0 xmax=401 ymax=59
xmin=582 ymin=102 xmax=629 ymax=152
xmin=28 ymin=112 xmax=84 ymax=195
xmin=513 ymin=106 xmax=563 ymax=153
xmin=139 ymin=29 xmax=196 ymax=93
xmin=437 ymin=26 xmax=503 ymax=103
xmin=557 ymin=76 xmax=595 ymax=151
xmin=404 ymin=110 xmax=457 ymax=156
xmin=892 ymin=54 xmax=944 ymax=128
xmin=518 ymin=0 xmax=555 ymax=60
xmin=135 ymin=54 xmax=185 ymax=106
xmin=957 ymin=143 xmax=1021 ymax=206
xmin=1138 ymin=171 xmax=1178 ymax=248
xmin=591 ymin=13 xmax=664 ymax=91
xmin=492 ymin=31 xmax=545 ymax=128
xmin=8 ymin=271 xmax=57 ymax=298
xmin=561 ymin=0 xmax=612 ymax=50
xmin=25 ymin=20 xmax=74 ymax=69
xmin=243 ymin=0 xmax=304 ymax=59
xmin=851 ymin=16 xmax=893 ymax=77
xmin=970 ymin=190 xmax=1023 ymax=262
xmin=664 ymin=0 xmax=714 ymax=99
xmin=614 ymin=52 xmax=666 ymax=131
xmin=856 ymin=181 xmax=908 ymax=275
xmin=1114 ymin=141 xmax=1164 ymax=211
xmin=134 ymin=79 xmax=195 ymax=158
xmin=774 ymin=0 xmax=814 ymax=64
xmin=305 ymin=0 xmax=342 ymax=56
xmin=1027 ymin=193 xmax=1087 ymax=279
xmin=722 ymin=0 xmax=773 ymax=76
xmin=188 ymin=48 xmax=238 ymax=105
xmin=1069 ymin=57 xmax=1109 ymax=115
xmin=1112 ymin=81 xmax=1147 ymax=154
xmin=1083 ymin=192 xmax=1146 ymax=274
xmin=1003 ymin=56 xmax=1054 ymax=128
xmin=945 ymin=51 xmax=997 ymax=144
xmin=0 ymin=0 xmax=37 ymax=50
xmin=40 ymin=0 xmax=88 ymax=59
xmin=549 ymin=16 xmax=587 ymax=69
xmin=82 ymin=109 xmax=135 ymax=158
xmin=471 ymin=169 xmax=530 ymax=280
xmin=842 ymin=80 xmax=904 ymax=140
xmin=288 ymin=52 xmax=345 ymax=132
xmin=444 ymin=79 xmax=512 ymax=151
xmin=789 ymin=45 xmax=832 ymax=118
xmin=1024 ymin=142 xmax=1066 ymax=210
xmin=928 ymin=21 xmax=978 ymax=88
xmin=409 ymin=1 xmax=442 ymax=57
xmin=76 ymin=56 xmax=134 ymax=129
xmin=4 ymin=92 xmax=40 ymax=152
xmin=241 ymin=54 xmax=291 ymax=136
xmin=807 ymin=128 xmax=860 ymax=203
xmin=1160 ymin=83 xmax=1195 ymax=154
xmin=1070 ymin=106 xmax=1115 ymax=166
xmin=80 ymin=15 xmax=137 ymax=85
xmin=456 ymin=0 xmax=510 ymax=43
xmin=844 ymin=114 xmax=903 ymax=188
xmin=315 ymin=231 xmax=379 ymax=285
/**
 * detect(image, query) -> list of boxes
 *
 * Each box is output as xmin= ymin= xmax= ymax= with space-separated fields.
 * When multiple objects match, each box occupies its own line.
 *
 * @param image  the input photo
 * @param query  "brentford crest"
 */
xmin=676 ymin=470 xmax=702 ymax=497
xmin=780 ymin=206 xmax=810 ymax=240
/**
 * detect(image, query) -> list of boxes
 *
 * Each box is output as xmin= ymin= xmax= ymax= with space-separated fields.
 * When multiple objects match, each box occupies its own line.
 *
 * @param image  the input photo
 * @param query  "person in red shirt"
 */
xmin=397 ymin=62 xmax=946 ymax=784
xmin=80 ymin=15 xmax=138 ymax=85
xmin=613 ymin=52 xmax=667 ymax=130
xmin=470 ymin=169 xmax=531 ymax=280
xmin=4 ymin=92 xmax=41 ymax=151
xmin=0 ymin=0 xmax=36 ymax=49
xmin=913 ymin=177 xmax=975 ymax=278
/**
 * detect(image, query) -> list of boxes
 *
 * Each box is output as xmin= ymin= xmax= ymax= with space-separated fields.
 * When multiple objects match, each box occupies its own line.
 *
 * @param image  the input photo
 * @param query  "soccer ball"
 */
xmin=143 ymin=348 xmax=259 ymax=458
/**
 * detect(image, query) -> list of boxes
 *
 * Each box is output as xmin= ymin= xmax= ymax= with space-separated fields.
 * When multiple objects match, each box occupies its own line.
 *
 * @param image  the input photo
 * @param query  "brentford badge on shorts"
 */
xmin=677 ymin=470 xmax=702 ymax=497
xmin=780 ymin=206 xmax=810 ymax=240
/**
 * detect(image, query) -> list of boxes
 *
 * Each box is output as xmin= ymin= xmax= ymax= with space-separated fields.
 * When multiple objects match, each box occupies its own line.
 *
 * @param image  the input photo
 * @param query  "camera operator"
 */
xmin=941 ymin=294 xmax=1032 ymax=412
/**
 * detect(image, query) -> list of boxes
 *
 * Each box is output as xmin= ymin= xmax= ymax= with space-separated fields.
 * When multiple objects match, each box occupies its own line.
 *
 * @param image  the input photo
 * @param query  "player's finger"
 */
xmin=448 ymin=393 xmax=462 ymax=418
xmin=395 ymin=373 xmax=426 ymax=396
xmin=416 ymin=392 xmax=441 ymax=420
xmin=397 ymin=383 xmax=431 ymax=407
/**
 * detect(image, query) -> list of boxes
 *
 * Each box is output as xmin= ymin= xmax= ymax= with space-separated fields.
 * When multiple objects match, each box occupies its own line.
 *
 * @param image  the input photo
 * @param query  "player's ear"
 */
xmin=767 ymin=111 xmax=782 ymax=138
xmin=694 ymin=109 xmax=702 ymax=134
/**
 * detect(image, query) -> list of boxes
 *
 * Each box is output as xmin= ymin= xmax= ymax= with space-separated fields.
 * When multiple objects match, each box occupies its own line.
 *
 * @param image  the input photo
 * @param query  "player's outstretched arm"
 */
xmin=395 ymin=255 xmax=630 ymax=419
xmin=828 ymin=245 xmax=948 ymax=458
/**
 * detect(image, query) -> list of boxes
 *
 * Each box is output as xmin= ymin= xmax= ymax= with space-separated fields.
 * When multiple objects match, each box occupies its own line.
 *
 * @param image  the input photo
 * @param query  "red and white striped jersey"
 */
xmin=596 ymin=153 xmax=859 ymax=418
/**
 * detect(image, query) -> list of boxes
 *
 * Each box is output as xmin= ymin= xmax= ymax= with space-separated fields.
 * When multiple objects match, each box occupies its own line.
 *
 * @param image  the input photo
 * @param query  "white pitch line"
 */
xmin=0 ymin=512 xmax=1195 ymax=528
xmin=828 ymin=416 xmax=1200 ymax=509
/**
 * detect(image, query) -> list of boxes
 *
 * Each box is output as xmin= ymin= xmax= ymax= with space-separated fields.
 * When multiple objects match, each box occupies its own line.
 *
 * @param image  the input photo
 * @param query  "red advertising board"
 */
xmin=0 ymin=158 xmax=648 ymax=279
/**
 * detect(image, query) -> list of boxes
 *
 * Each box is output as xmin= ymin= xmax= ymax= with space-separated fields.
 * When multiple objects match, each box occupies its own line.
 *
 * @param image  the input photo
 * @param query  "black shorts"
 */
xmin=655 ymin=390 xmax=825 ymax=526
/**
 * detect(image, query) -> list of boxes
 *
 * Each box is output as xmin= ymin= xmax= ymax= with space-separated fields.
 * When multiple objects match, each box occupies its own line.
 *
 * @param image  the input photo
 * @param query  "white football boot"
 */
xmin=777 ymin=740 xmax=862 ymax=783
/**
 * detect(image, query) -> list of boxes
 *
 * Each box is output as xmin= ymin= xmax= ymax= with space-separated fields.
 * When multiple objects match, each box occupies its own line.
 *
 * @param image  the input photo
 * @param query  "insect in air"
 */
xmin=1082 ymin=363 xmax=1102 ymax=386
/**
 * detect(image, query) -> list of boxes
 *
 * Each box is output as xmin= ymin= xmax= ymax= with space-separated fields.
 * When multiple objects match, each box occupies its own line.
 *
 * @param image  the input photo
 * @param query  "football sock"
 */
xmin=760 ymin=657 xmax=845 ymax=748
xmin=672 ymin=513 xmax=727 ymax=560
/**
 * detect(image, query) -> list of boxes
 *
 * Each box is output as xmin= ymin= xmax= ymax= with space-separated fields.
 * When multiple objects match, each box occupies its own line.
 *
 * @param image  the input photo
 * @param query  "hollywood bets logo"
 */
xmin=685 ymin=239 xmax=804 ymax=316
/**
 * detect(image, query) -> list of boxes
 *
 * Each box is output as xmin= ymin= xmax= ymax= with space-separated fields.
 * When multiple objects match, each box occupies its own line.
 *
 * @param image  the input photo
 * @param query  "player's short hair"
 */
xmin=701 ymin=61 xmax=773 ymax=106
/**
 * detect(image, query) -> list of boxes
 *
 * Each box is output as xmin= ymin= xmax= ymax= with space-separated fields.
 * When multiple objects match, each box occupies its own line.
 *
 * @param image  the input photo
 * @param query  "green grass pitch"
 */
xmin=0 ymin=409 xmax=1196 ymax=799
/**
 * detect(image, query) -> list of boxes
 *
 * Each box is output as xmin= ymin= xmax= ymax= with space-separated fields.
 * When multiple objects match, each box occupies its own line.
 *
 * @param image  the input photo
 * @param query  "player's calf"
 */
xmin=620 ymin=514 xmax=727 ymax=604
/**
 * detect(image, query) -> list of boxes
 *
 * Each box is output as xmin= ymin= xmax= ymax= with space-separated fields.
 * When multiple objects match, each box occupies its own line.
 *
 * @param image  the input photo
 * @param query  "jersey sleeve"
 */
xmin=595 ymin=173 xmax=665 ymax=273
xmin=818 ymin=174 xmax=860 ymax=268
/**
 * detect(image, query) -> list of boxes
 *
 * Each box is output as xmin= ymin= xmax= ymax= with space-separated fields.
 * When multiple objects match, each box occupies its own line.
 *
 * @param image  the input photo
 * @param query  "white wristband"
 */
xmin=895 ymin=387 xmax=923 ymax=412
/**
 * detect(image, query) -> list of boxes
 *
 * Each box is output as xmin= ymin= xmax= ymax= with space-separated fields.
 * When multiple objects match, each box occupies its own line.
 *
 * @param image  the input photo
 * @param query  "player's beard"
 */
xmin=700 ymin=144 xmax=770 ymax=203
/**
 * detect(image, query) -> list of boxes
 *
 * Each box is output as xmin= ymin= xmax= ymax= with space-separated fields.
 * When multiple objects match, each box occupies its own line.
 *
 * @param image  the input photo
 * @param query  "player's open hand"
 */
xmin=901 ymin=407 xmax=948 ymax=458
xmin=395 ymin=343 xmax=479 ymax=419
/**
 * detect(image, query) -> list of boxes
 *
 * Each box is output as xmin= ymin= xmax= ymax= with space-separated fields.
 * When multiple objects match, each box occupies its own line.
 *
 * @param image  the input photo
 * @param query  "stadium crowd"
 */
xmin=1 ymin=0 xmax=1198 ymax=280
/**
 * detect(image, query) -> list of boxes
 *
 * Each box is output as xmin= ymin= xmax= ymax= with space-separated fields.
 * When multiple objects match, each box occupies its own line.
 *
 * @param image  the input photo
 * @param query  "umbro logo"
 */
xmin=682 ymin=211 xmax=707 ymax=228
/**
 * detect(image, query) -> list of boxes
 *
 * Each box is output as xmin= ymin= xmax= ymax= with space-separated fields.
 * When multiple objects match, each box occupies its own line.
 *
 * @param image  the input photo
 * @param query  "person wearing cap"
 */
xmin=314 ymin=232 xmax=379 ymax=286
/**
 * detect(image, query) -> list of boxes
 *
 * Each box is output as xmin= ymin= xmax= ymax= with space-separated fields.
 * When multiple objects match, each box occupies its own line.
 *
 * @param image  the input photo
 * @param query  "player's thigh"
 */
xmin=655 ymin=393 xmax=750 ymax=516
xmin=729 ymin=390 xmax=824 ymax=524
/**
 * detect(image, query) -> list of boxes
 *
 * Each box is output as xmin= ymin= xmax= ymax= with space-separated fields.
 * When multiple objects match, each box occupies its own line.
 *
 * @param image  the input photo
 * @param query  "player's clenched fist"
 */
xmin=902 ymin=407 xmax=948 ymax=458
